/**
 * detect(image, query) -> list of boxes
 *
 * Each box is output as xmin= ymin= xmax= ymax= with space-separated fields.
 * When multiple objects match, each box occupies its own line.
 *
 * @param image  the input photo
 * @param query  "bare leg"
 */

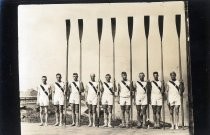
xmin=39 ymin=107 xmax=44 ymax=126
xmin=169 ymin=105 xmax=175 ymax=129
xmin=59 ymin=105 xmax=63 ymax=126
xmin=125 ymin=105 xmax=131 ymax=128
xmin=88 ymin=104 xmax=92 ymax=127
xmin=71 ymin=104 xmax=75 ymax=126
xmin=136 ymin=105 xmax=141 ymax=127
xmin=156 ymin=106 xmax=162 ymax=128
xmin=152 ymin=105 xmax=157 ymax=128
xmin=54 ymin=105 xmax=59 ymax=126
xmin=175 ymin=105 xmax=180 ymax=129
xmin=103 ymin=105 xmax=108 ymax=127
xmin=142 ymin=105 xmax=147 ymax=128
xmin=120 ymin=105 xmax=126 ymax=127
xmin=108 ymin=105 xmax=113 ymax=127
xmin=44 ymin=106 xmax=48 ymax=126
xmin=92 ymin=105 xmax=97 ymax=127
xmin=75 ymin=104 xmax=80 ymax=126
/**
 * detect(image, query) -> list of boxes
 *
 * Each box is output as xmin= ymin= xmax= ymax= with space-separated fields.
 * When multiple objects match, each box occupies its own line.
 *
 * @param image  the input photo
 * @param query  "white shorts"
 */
xmin=151 ymin=98 xmax=162 ymax=106
xmin=69 ymin=94 xmax=80 ymax=104
xmin=136 ymin=96 xmax=147 ymax=106
xmin=53 ymin=95 xmax=64 ymax=106
xmin=87 ymin=96 xmax=98 ymax=105
xmin=102 ymin=95 xmax=113 ymax=105
xmin=39 ymin=97 xmax=49 ymax=106
xmin=169 ymin=98 xmax=181 ymax=106
xmin=120 ymin=97 xmax=131 ymax=106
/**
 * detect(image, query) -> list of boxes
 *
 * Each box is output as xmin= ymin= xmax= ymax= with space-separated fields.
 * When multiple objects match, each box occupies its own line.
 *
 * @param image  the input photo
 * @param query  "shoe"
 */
xmin=119 ymin=124 xmax=125 ymax=128
xmin=54 ymin=122 xmax=59 ymax=126
xmin=59 ymin=123 xmax=63 ymax=126
xmin=39 ymin=123 xmax=43 ymax=126
xmin=92 ymin=123 xmax=96 ymax=127
xmin=170 ymin=125 xmax=174 ymax=130
xmin=44 ymin=123 xmax=48 ymax=126
xmin=142 ymin=124 xmax=147 ymax=129
xmin=71 ymin=123 xmax=75 ymax=126
xmin=108 ymin=124 xmax=112 ymax=128
xmin=175 ymin=125 xmax=179 ymax=130
xmin=102 ymin=124 xmax=108 ymax=127
xmin=88 ymin=123 xmax=92 ymax=127
xmin=76 ymin=123 xmax=80 ymax=127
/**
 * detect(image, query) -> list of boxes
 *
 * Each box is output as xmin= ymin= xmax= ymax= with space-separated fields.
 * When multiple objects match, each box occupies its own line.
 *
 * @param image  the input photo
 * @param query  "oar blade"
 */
xmin=127 ymin=16 xmax=133 ymax=40
xmin=78 ymin=19 xmax=83 ymax=43
xmin=144 ymin=16 xmax=150 ymax=39
xmin=97 ymin=18 xmax=103 ymax=43
xmin=111 ymin=18 xmax=116 ymax=42
xmin=158 ymin=15 xmax=164 ymax=40
xmin=175 ymin=14 xmax=181 ymax=38
xmin=66 ymin=19 xmax=71 ymax=41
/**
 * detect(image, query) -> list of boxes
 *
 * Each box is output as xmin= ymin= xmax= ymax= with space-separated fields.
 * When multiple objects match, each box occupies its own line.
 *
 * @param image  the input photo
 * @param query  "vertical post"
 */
xmin=128 ymin=16 xmax=133 ymax=123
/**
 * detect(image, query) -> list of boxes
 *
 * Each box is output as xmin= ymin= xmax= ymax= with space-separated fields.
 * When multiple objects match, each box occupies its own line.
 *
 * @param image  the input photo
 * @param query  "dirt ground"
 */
xmin=21 ymin=122 xmax=190 ymax=135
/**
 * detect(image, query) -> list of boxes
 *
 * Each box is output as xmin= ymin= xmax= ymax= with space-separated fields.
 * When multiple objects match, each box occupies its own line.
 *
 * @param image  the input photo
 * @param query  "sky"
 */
xmin=18 ymin=1 xmax=190 ymax=124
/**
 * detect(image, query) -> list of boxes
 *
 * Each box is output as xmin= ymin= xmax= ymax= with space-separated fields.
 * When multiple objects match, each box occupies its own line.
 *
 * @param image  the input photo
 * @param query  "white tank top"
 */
xmin=54 ymin=81 xmax=65 ymax=97
xmin=119 ymin=80 xmax=130 ymax=98
xmin=38 ymin=83 xmax=50 ymax=98
xmin=167 ymin=80 xmax=180 ymax=100
xmin=87 ymin=81 xmax=98 ymax=98
xmin=102 ymin=82 xmax=113 ymax=96
xmin=151 ymin=80 xmax=162 ymax=99
xmin=70 ymin=81 xmax=80 ymax=95
xmin=135 ymin=81 xmax=147 ymax=98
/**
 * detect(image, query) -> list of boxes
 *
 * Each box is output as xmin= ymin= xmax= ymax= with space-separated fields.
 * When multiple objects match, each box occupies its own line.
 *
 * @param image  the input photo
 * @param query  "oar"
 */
xmin=111 ymin=18 xmax=116 ymax=122
xmin=64 ymin=19 xmax=71 ymax=126
xmin=128 ymin=16 xmax=133 ymax=125
xmin=144 ymin=15 xmax=150 ymax=129
xmin=97 ymin=18 xmax=103 ymax=127
xmin=175 ymin=14 xmax=184 ymax=129
xmin=78 ymin=19 xmax=83 ymax=126
xmin=158 ymin=15 xmax=165 ymax=129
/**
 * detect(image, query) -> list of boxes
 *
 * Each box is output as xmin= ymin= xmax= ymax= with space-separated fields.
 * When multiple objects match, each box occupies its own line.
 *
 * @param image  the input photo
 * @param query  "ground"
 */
xmin=21 ymin=122 xmax=190 ymax=135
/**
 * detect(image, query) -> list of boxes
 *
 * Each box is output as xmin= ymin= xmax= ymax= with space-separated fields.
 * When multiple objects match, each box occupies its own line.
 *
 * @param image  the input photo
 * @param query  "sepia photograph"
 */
xmin=18 ymin=1 xmax=193 ymax=135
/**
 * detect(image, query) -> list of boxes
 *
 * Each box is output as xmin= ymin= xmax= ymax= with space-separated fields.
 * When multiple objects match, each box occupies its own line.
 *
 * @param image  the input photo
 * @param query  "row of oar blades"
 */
xmin=65 ymin=14 xmax=181 ymax=44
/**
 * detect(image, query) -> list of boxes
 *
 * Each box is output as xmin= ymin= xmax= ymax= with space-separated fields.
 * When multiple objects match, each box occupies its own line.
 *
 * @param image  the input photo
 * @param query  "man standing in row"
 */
xmin=37 ymin=76 xmax=51 ymax=126
xmin=53 ymin=73 xmax=65 ymax=126
xmin=69 ymin=73 xmax=84 ymax=127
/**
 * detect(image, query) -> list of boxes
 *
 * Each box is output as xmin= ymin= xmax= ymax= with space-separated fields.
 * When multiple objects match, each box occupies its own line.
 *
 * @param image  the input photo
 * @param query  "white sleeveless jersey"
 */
xmin=167 ymin=80 xmax=180 ymax=100
xmin=151 ymin=80 xmax=162 ymax=99
xmin=54 ymin=81 xmax=65 ymax=97
xmin=119 ymin=80 xmax=130 ymax=98
xmin=102 ymin=82 xmax=113 ymax=96
xmin=87 ymin=81 xmax=98 ymax=99
xmin=135 ymin=81 xmax=147 ymax=98
xmin=70 ymin=81 xmax=80 ymax=95
xmin=38 ymin=83 xmax=50 ymax=98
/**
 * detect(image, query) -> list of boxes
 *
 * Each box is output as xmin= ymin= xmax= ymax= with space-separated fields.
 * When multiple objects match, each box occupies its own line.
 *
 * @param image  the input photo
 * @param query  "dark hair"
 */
xmin=42 ymin=76 xmax=47 ymax=78
xmin=56 ymin=73 xmax=61 ymax=76
xmin=170 ymin=71 xmax=176 ymax=76
xmin=153 ymin=72 xmax=158 ymax=75
xmin=121 ymin=72 xmax=127 ymax=75
xmin=106 ymin=74 xmax=111 ymax=77
xmin=73 ymin=73 xmax=78 ymax=76
xmin=139 ymin=72 xmax=144 ymax=75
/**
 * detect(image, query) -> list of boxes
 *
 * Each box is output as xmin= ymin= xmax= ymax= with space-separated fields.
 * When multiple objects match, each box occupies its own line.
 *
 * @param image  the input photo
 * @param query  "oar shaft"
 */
xmin=113 ymin=41 xmax=116 ymax=120
xmin=129 ymin=39 xmax=133 ymax=122
xmin=79 ymin=41 xmax=82 ymax=126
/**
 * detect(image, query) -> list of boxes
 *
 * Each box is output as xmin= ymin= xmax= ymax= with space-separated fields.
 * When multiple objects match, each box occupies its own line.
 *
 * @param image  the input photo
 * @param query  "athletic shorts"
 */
xmin=102 ymin=95 xmax=113 ymax=105
xmin=169 ymin=98 xmax=181 ymax=106
xmin=39 ymin=97 xmax=49 ymax=106
xmin=69 ymin=94 xmax=80 ymax=104
xmin=87 ymin=96 xmax=98 ymax=105
xmin=151 ymin=97 xmax=162 ymax=106
xmin=53 ymin=95 xmax=64 ymax=106
xmin=120 ymin=97 xmax=131 ymax=106
xmin=135 ymin=96 xmax=147 ymax=105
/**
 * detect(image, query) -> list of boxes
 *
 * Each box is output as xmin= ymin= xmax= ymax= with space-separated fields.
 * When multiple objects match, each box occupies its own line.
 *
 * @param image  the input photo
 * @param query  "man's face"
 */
xmin=121 ymin=73 xmax=127 ymax=80
xmin=139 ymin=73 xmax=145 ymax=81
xmin=73 ymin=74 xmax=78 ymax=81
xmin=42 ymin=77 xmax=47 ymax=84
xmin=105 ymin=75 xmax=111 ymax=82
xmin=153 ymin=73 xmax=159 ymax=81
xmin=56 ymin=75 xmax=62 ymax=82
xmin=90 ymin=74 xmax=95 ymax=81
xmin=170 ymin=73 xmax=176 ymax=80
